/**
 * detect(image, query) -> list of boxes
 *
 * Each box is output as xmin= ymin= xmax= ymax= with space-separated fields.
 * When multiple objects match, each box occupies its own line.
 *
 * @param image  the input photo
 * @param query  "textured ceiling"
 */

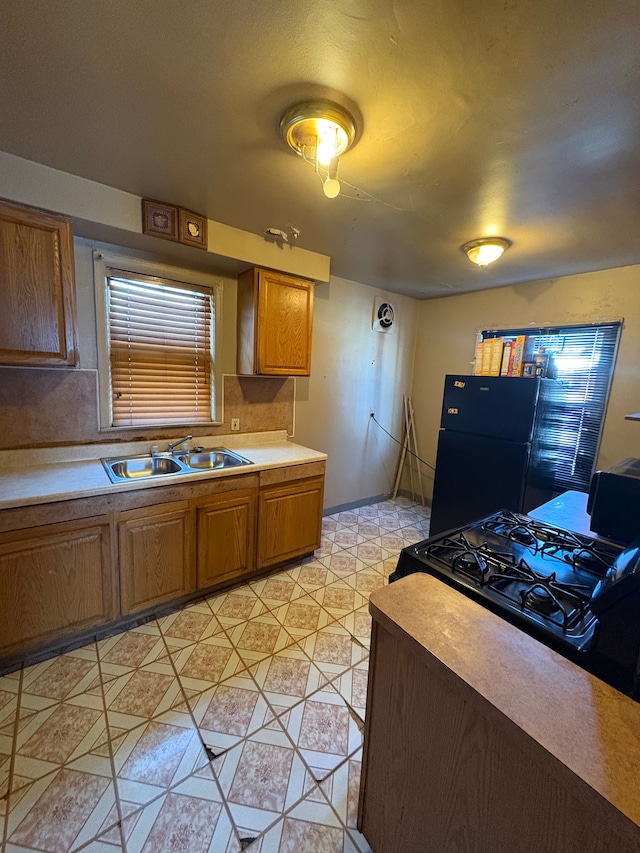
xmin=1 ymin=0 xmax=639 ymax=297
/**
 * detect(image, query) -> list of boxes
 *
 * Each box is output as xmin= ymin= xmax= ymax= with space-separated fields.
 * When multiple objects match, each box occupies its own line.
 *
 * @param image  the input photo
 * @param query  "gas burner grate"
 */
xmin=421 ymin=534 xmax=516 ymax=583
xmin=487 ymin=558 xmax=592 ymax=631
xmin=482 ymin=510 xmax=618 ymax=576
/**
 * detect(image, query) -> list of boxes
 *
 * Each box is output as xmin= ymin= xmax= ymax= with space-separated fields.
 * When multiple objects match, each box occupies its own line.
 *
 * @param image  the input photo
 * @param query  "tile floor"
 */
xmin=0 ymin=496 xmax=430 ymax=853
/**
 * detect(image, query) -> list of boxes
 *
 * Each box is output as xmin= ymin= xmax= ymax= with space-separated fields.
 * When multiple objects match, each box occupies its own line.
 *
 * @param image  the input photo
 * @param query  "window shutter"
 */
xmin=107 ymin=274 xmax=213 ymax=427
xmin=482 ymin=322 xmax=620 ymax=492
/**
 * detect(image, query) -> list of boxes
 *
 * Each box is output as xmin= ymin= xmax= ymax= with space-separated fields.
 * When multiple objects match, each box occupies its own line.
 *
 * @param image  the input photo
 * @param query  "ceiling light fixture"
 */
xmin=462 ymin=237 xmax=511 ymax=266
xmin=280 ymin=100 xmax=357 ymax=199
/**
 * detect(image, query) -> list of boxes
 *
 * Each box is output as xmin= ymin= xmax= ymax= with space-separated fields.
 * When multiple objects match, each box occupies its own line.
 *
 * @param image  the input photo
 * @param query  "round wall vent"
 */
xmin=372 ymin=297 xmax=395 ymax=332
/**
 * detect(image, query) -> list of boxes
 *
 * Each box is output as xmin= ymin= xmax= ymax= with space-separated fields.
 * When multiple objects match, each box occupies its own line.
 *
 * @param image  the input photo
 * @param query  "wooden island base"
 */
xmin=359 ymin=574 xmax=640 ymax=853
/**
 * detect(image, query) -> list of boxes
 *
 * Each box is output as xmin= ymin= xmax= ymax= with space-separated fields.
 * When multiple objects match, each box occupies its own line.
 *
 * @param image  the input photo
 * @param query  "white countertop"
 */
xmin=0 ymin=431 xmax=327 ymax=510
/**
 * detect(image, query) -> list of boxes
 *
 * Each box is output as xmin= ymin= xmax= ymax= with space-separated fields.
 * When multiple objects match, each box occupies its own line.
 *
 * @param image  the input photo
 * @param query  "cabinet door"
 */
xmin=257 ymin=270 xmax=313 ymax=375
xmin=119 ymin=502 xmax=194 ymax=615
xmin=0 ymin=519 xmax=113 ymax=660
xmin=0 ymin=198 xmax=78 ymax=366
xmin=257 ymin=476 xmax=324 ymax=569
xmin=197 ymin=488 xmax=256 ymax=589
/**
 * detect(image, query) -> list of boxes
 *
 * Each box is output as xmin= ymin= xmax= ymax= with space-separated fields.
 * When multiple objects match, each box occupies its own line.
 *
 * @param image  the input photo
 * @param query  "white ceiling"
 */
xmin=1 ymin=0 xmax=639 ymax=298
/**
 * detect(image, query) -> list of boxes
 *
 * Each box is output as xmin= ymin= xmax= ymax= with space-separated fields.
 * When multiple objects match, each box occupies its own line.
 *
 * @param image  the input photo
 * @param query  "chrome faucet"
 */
xmin=167 ymin=434 xmax=193 ymax=454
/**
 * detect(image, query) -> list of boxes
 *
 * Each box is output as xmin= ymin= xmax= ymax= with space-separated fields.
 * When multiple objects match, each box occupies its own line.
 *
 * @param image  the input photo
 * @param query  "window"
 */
xmin=95 ymin=252 xmax=222 ymax=429
xmin=481 ymin=322 xmax=621 ymax=492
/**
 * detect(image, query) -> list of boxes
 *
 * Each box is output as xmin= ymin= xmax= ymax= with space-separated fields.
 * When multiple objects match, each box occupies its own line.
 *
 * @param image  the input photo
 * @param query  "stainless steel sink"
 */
xmin=178 ymin=448 xmax=252 ymax=470
xmin=102 ymin=454 xmax=184 ymax=482
xmin=101 ymin=447 xmax=252 ymax=483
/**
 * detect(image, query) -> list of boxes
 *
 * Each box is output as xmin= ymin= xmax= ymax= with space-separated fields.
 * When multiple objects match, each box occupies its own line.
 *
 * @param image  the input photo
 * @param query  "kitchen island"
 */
xmin=359 ymin=573 xmax=640 ymax=853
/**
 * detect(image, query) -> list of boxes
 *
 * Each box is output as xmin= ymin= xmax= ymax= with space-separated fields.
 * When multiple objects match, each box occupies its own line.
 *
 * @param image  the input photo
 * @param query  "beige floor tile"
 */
xmin=374 ymin=556 xmax=400 ymax=578
xmin=121 ymin=772 xmax=238 ymax=853
xmin=324 ymin=529 xmax=367 ymax=549
xmin=256 ymin=786 xmax=364 ymax=853
xmin=282 ymin=561 xmax=337 ymax=594
xmin=297 ymin=626 xmax=368 ymax=679
xmin=280 ymin=685 xmax=363 ymax=782
xmin=21 ymin=645 xmax=100 ymax=704
xmin=156 ymin=599 xmax=226 ymax=648
xmin=226 ymin=615 xmax=297 ymax=666
xmin=249 ymin=646 xmax=328 ymax=714
xmin=399 ymin=521 xmax=430 ymax=540
xmin=344 ymin=568 xmax=387 ymax=600
xmin=320 ymin=553 xmax=368 ymax=581
xmin=329 ymin=660 xmax=369 ymax=722
xmin=207 ymin=586 xmax=267 ymax=629
xmin=102 ymin=662 xmax=186 ymax=732
xmin=337 ymin=606 xmax=372 ymax=651
xmin=311 ymin=581 xmax=365 ymax=620
xmin=169 ymin=635 xmax=247 ymax=694
xmin=350 ymin=520 xmax=385 ymax=540
xmin=213 ymin=719 xmax=308 ymax=836
xmin=271 ymin=596 xmax=333 ymax=642
xmin=6 ymin=762 xmax=117 ymax=853
xmin=250 ymin=574 xmax=308 ymax=610
xmin=112 ymin=705 xmax=209 ymax=813
xmin=97 ymin=623 xmax=166 ymax=672
xmin=344 ymin=543 xmax=392 ymax=567
xmin=334 ymin=511 xmax=360 ymax=528
xmin=190 ymin=672 xmax=273 ymax=754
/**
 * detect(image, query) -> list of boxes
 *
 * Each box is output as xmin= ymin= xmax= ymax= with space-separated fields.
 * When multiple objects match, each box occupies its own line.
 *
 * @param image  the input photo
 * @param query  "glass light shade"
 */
xmin=280 ymin=101 xmax=356 ymax=163
xmin=463 ymin=238 xmax=511 ymax=266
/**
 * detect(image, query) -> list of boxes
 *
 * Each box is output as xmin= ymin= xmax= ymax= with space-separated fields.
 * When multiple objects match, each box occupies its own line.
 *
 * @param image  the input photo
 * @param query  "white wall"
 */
xmin=411 ymin=265 xmax=640 ymax=500
xmin=293 ymin=276 xmax=417 ymax=510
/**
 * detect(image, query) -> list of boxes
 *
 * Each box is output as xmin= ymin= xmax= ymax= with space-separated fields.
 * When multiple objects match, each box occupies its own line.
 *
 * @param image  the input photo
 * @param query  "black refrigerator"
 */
xmin=429 ymin=374 xmax=555 ymax=536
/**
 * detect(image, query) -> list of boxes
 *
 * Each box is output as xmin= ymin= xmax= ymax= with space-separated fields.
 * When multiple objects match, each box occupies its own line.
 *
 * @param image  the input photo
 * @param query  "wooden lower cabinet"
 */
xmin=197 ymin=488 xmax=257 ymax=588
xmin=118 ymin=501 xmax=195 ymax=615
xmin=0 ymin=462 xmax=325 ymax=668
xmin=257 ymin=476 xmax=324 ymax=569
xmin=0 ymin=517 xmax=113 ymax=660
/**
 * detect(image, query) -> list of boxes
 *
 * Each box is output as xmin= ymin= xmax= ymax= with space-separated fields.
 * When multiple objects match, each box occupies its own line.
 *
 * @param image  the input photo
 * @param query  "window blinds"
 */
xmin=107 ymin=274 xmax=213 ymax=427
xmin=482 ymin=323 xmax=621 ymax=492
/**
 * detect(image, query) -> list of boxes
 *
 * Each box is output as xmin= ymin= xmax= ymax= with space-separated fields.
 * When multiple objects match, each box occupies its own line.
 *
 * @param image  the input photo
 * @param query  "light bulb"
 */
xmin=316 ymin=124 xmax=340 ymax=166
xmin=462 ymin=237 xmax=511 ymax=266
xmin=323 ymin=177 xmax=341 ymax=198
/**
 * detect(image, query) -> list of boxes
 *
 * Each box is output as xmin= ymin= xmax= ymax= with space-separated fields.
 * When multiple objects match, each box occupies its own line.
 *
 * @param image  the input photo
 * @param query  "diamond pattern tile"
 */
xmin=0 ymin=497 xmax=419 ymax=852
xmin=213 ymin=720 xmax=308 ymax=836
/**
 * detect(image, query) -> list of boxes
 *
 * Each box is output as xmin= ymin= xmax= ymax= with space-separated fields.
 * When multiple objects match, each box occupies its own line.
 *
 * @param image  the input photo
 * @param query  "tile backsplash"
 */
xmin=0 ymin=368 xmax=294 ymax=450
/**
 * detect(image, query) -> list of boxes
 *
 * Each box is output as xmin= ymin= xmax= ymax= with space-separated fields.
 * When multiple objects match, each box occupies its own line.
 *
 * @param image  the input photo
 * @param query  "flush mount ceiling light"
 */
xmin=280 ymin=100 xmax=357 ymax=199
xmin=462 ymin=237 xmax=512 ymax=267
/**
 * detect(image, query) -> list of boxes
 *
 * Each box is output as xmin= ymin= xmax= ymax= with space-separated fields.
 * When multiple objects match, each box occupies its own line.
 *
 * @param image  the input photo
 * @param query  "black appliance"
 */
xmin=390 ymin=510 xmax=640 ymax=699
xmin=429 ymin=375 xmax=554 ymax=536
xmin=587 ymin=457 xmax=640 ymax=544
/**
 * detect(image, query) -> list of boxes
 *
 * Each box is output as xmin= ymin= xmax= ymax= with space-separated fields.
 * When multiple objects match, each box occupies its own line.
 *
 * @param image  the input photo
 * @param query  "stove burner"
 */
xmin=566 ymin=547 xmax=609 ymax=572
xmin=522 ymin=585 xmax=559 ymax=616
xmin=452 ymin=550 xmax=488 ymax=580
xmin=509 ymin=526 xmax=537 ymax=546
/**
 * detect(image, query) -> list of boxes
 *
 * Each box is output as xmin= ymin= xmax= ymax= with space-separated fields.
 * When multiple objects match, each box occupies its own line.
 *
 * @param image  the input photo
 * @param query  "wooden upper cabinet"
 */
xmin=237 ymin=267 xmax=314 ymax=375
xmin=0 ymin=198 xmax=78 ymax=367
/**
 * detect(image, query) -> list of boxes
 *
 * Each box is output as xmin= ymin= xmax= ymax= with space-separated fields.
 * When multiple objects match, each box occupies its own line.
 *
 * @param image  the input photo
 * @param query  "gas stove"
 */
xmin=391 ymin=509 xmax=640 ymax=698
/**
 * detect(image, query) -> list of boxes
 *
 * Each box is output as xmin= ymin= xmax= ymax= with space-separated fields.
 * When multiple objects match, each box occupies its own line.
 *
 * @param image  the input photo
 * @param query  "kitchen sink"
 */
xmin=101 ymin=447 xmax=252 ymax=484
xmin=177 ymin=448 xmax=252 ymax=470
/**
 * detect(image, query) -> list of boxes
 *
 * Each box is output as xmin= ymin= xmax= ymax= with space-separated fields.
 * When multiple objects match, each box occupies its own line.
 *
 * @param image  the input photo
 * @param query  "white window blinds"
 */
xmin=482 ymin=322 xmax=621 ymax=492
xmin=107 ymin=273 xmax=213 ymax=427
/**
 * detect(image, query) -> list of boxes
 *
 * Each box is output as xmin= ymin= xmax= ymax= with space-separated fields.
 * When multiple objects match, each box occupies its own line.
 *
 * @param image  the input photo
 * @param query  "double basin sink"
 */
xmin=102 ymin=447 xmax=253 ymax=484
